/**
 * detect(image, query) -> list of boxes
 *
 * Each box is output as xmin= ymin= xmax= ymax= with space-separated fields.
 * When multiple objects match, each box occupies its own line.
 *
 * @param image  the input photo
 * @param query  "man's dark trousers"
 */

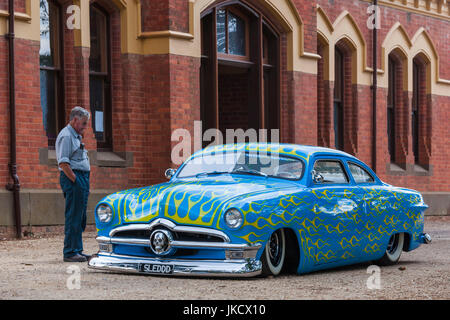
xmin=60 ymin=170 xmax=90 ymax=258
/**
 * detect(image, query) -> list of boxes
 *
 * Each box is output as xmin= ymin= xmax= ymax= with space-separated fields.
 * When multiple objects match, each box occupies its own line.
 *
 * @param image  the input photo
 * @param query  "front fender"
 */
xmin=220 ymin=188 xmax=308 ymax=246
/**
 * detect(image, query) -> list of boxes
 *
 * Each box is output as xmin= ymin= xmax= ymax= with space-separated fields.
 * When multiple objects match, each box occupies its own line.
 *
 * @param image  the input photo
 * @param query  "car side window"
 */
xmin=348 ymin=162 xmax=375 ymax=183
xmin=313 ymin=160 xmax=349 ymax=184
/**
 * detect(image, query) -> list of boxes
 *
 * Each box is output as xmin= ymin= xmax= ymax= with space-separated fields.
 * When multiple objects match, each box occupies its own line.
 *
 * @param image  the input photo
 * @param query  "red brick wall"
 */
xmin=142 ymin=54 xmax=201 ymax=183
xmin=0 ymin=0 xmax=448 ymax=198
xmin=315 ymin=0 xmax=450 ymax=193
xmin=141 ymin=0 xmax=191 ymax=33
xmin=169 ymin=54 xmax=201 ymax=169
xmin=11 ymin=39 xmax=49 ymax=189
xmin=0 ymin=0 xmax=26 ymax=13
xmin=292 ymin=0 xmax=318 ymax=53
xmin=280 ymin=33 xmax=293 ymax=143
xmin=292 ymin=71 xmax=318 ymax=145
xmin=141 ymin=0 xmax=170 ymax=31
xmin=317 ymin=0 xmax=450 ymax=80
xmin=169 ymin=0 xmax=190 ymax=33
xmin=0 ymin=37 xmax=10 ymax=188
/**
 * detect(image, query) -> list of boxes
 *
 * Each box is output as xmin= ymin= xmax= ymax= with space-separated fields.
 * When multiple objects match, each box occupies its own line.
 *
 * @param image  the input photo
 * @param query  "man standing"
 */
xmin=56 ymin=107 xmax=91 ymax=262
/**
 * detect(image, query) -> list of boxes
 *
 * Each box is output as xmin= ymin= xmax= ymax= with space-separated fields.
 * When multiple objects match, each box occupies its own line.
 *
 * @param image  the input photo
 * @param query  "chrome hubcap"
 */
xmin=387 ymin=234 xmax=399 ymax=254
xmin=268 ymin=231 xmax=282 ymax=267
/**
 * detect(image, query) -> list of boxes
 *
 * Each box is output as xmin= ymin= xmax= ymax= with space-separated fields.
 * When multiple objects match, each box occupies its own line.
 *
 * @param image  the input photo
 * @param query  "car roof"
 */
xmin=192 ymin=143 xmax=358 ymax=162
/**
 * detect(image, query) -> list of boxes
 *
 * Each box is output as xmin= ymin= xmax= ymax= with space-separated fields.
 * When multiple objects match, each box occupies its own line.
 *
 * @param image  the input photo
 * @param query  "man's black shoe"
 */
xmin=80 ymin=253 xmax=91 ymax=260
xmin=63 ymin=254 xmax=88 ymax=262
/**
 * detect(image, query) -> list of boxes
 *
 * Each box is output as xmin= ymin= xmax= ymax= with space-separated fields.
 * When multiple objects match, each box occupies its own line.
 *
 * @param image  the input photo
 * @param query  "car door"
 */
xmin=309 ymin=157 xmax=366 ymax=265
xmin=346 ymin=160 xmax=392 ymax=258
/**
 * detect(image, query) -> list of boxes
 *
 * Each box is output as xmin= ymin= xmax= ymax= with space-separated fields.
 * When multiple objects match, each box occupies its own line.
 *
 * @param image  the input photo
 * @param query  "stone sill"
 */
xmin=386 ymin=162 xmax=432 ymax=176
xmin=39 ymin=148 xmax=133 ymax=168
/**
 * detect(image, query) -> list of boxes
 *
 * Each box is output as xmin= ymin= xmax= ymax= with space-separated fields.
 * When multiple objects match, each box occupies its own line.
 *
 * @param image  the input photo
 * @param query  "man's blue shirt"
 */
xmin=55 ymin=124 xmax=90 ymax=172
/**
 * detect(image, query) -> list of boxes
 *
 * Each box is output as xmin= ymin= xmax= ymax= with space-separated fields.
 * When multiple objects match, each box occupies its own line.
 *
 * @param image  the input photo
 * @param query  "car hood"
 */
xmin=99 ymin=175 xmax=300 ymax=229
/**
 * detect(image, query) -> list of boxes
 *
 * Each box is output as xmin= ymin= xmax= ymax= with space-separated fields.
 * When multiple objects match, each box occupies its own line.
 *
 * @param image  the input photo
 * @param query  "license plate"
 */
xmin=139 ymin=263 xmax=174 ymax=274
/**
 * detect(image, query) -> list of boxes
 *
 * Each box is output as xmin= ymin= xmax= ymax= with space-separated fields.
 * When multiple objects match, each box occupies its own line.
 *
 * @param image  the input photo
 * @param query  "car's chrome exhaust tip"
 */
xmin=420 ymin=233 xmax=432 ymax=244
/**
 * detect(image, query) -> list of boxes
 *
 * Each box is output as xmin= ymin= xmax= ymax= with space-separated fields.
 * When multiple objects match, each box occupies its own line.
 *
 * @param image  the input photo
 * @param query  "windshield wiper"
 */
xmin=230 ymin=168 xmax=268 ymax=177
xmin=195 ymin=171 xmax=230 ymax=178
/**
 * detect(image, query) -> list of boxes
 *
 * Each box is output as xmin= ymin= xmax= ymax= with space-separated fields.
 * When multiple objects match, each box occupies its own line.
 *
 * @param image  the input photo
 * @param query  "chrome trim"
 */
xmin=421 ymin=233 xmax=432 ymax=244
xmin=109 ymin=218 xmax=230 ymax=242
xmin=88 ymin=253 xmax=262 ymax=277
xmin=95 ymin=236 xmax=261 ymax=251
xmin=99 ymin=236 xmax=150 ymax=246
xmin=149 ymin=229 xmax=174 ymax=255
xmin=165 ymin=168 xmax=176 ymax=180
xmin=170 ymin=240 xmax=260 ymax=250
xmin=225 ymin=249 xmax=259 ymax=260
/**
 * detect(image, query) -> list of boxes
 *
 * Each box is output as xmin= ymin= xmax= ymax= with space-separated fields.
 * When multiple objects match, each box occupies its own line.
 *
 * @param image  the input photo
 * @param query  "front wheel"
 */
xmin=375 ymin=233 xmax=404 ymax=266
xmin=261 ymin=229 xmax=286 ymax=276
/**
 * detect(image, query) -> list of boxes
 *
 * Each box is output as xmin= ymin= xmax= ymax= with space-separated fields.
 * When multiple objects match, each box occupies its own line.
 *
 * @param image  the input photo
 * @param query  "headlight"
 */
xmin=224 ymin=208 xmax=243 ymax=229
xmin=96 ymin=204 xmax=113 ymax=223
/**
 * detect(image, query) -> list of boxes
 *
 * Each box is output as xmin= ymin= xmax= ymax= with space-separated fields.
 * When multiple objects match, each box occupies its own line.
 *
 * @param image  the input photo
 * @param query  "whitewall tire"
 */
xmin=261 ymin=229 xmax=286 ymax=276
xmin=376 ymin=233 xmax=404 ymax=266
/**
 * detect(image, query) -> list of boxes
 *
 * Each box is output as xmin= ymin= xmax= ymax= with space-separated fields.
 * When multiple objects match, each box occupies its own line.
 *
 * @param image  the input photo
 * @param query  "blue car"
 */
xmin=88 ymin=143 xmax=431 ymax=277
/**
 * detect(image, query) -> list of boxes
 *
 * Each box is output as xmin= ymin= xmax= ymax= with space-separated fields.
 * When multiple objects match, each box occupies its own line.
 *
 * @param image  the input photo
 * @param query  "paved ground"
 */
xmin=0 ymin=216 xmax=449 ymax=300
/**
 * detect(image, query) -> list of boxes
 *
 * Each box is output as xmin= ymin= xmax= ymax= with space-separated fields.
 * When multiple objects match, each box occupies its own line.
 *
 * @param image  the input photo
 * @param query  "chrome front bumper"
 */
xmin=89 ymin=219 xmax=263 ymax=277
xmin=88 ymin=253 xmax=262 ymax=277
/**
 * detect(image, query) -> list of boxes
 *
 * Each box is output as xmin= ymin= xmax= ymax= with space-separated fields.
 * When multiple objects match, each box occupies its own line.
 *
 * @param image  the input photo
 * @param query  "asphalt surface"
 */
xmin=0 ymin=216 xmax=449 ymax=300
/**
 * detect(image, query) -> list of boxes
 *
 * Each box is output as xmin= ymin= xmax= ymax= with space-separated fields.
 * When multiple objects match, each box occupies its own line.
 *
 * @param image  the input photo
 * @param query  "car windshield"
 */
xmin=177 ymin=151 xmax=304 ymax=180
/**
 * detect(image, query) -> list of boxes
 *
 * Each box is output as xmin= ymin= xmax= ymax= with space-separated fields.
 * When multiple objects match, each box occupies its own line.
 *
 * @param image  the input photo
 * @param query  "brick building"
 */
xmin=0 ymin=0 xmax=449 ymax=237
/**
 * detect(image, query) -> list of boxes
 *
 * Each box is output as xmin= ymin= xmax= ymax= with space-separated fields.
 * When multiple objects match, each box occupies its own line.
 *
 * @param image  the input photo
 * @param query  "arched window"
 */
xmin=333 ymin=39 xmax=356 ymax=154
xmin=333 ymin=47 xmax=344 ymax=151
xmin=387 ymin=56 xmax=397 ymax=163
xmin=412 ymin=60 xmax=420 ymax=164
xmin=317 ymin=35 xmax=332 ymax=148
xmin=387 ymin=49 xmax=408 ymax=166
xmin=216 ymin=7 xmax=249 ymax=59
xmin=89 ymin=4 xmax=112 ymax=150
xmin=40 ymin=0 xmax=64 ymax=146
xmin=412 ymin=54 xmax=431 ymax=168
xmin=200 ymin=2 xmax=280 ymax=143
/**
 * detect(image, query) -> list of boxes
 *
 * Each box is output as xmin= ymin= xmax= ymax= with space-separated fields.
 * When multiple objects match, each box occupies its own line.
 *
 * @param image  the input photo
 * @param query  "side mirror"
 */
xmin=311 ymin=170 xmax=324 ymax=184
xmin=165 ymin=168 xmax=176 ymax=180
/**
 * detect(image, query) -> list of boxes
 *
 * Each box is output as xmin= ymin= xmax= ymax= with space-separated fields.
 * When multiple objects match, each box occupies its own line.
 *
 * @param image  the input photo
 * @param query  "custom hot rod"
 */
xmin=88 ymin=143 xmax=431 ymax=277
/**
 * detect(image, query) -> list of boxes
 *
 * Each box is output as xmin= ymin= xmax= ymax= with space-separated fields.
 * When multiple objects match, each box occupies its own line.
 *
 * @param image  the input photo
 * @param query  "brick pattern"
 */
xmin=8 ymin=39 xmax=49 ymax=190
xmin=169 ymin=0 xmax=190 ymax=33
xmin=0 ymin=0 xmax=448 ymax=204
xmin=0 ymin=36 xmax=9 ymax=188
xmin=141 ymin=0 xmax=169 ymax=32
xmin=0 ymin=0 xmax=26 ymax=13
xmin=292 ymin=71 xmax=318 ymax=145
xmin=316 ymin=0 xmax=450 ymax=80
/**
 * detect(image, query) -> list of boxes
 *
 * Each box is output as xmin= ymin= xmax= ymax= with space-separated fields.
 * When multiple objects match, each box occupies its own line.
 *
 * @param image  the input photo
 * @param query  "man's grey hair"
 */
xmin=70 ymin=106 xmax=90 ymax=121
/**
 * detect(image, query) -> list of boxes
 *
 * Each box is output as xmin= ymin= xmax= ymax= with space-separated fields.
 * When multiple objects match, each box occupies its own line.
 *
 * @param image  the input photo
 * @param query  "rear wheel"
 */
xmin=261 ymin=229 xmax=286 ymax=276
xmin=375 ymin=233 xmax=404 ymax=266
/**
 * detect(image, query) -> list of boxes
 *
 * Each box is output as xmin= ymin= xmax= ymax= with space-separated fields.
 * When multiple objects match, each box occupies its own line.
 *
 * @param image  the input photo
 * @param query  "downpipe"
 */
xmin=371 ymin=0 xmax=378 ymax=173
xmin=5 ymin=0 xmax=22 ymax=239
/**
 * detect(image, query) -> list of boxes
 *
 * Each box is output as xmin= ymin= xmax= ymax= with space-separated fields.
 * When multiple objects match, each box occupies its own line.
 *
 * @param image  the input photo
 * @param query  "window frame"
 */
xmin=333 ymin=47 xmax=344 ymax=151
xmin=175 ymin=151 xmax=305 ymax=182
xmin=347 ymin=161 xmax=376 ymax=185
xmin=311 ymin=158 xmax=350 ymax=186
xmin=89 ymin=3 xmax=113 ymax=151
xmin=387 ymin=56 xmax=397 ymax=164
xmin=200 ymin=2 xmax=281 ymax=138
xmin=412 ymin=60 xmax=420 ymax=164
xmin=216 ymin=6 xmax=251 ymax=62
xmin=39 ymin=0 xmax=65 ymax=147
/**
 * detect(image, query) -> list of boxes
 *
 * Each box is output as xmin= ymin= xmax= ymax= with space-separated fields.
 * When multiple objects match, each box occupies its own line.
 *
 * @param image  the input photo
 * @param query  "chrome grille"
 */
xmin=109 ymin=218 xmax=230 ymax=245
xmin=114 ymin=228 xmax=224 ymax=243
